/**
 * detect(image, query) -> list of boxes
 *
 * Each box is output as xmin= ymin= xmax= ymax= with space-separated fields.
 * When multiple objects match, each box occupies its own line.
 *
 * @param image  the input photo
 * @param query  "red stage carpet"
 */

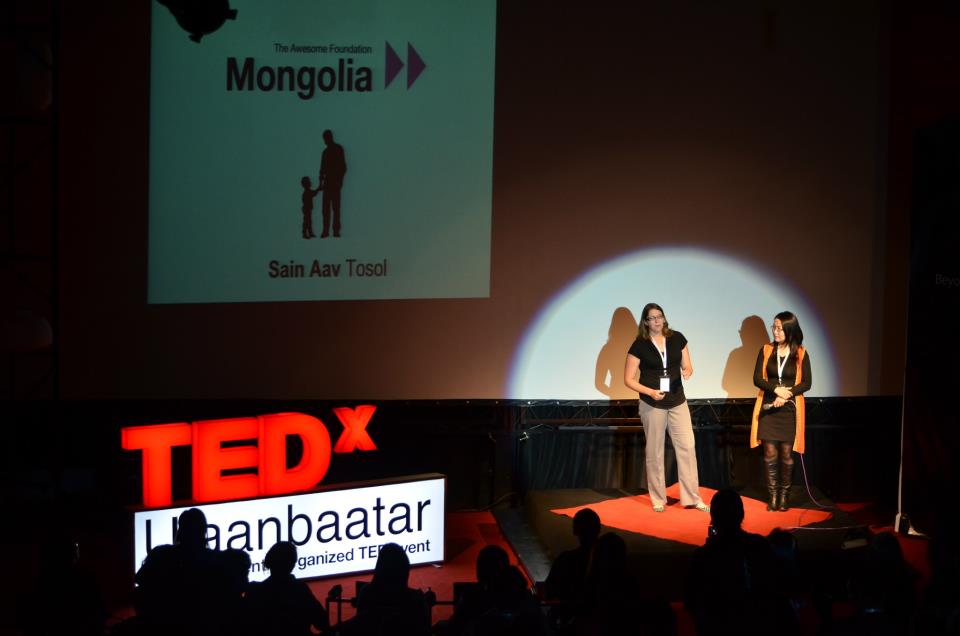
xmin=551 ymin=485 xmax=834 ymax=546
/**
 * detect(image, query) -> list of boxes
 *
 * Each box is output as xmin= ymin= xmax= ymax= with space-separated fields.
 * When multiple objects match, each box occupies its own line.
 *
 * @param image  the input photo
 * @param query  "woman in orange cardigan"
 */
xmin=750 ymin=311 xmax=811 ymax=512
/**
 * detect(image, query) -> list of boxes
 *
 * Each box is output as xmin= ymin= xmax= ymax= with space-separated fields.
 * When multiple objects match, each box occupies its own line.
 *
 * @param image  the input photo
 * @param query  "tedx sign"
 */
xmin=121 ymin=408 xmax=377 ymax=507
xmin=122 ymin=408 xmax=445 ymax=581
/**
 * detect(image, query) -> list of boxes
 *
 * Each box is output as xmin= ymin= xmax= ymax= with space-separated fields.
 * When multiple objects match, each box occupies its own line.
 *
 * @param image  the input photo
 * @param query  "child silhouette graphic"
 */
xmin=300 ymin=176 xmax=322 ymax=239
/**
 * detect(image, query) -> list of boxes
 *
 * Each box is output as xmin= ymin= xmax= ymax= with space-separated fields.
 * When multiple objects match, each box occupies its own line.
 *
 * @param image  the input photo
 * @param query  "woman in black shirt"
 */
xmin=624 ymin=303 xmax=708 ymax=513
xmin=751 ymin=311 xmax=812 ymax=512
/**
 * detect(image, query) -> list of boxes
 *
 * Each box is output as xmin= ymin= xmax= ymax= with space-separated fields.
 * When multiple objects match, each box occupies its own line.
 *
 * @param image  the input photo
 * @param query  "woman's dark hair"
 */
xmin=638 ymin=302 xmax=673 ymax=339
xmin=774 ymin=311 xmax=803 ymax=361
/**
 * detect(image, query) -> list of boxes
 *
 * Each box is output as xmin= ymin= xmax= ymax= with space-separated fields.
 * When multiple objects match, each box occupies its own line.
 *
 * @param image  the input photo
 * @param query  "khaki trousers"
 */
xmin=638 ymin=400 xmax=702 ymax=507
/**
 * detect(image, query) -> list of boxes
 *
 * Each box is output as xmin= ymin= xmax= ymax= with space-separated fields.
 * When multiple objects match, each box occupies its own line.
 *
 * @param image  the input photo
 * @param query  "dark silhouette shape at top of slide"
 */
xmin=595 ymin=307 xmax=639 ymax=399
xmin=318 ymin=129 xmax=347 ymax=238
xmin=721 ymin=315 xmax=770 ymax=398
xmin=158 ymin=0 xmax=237 ymax=42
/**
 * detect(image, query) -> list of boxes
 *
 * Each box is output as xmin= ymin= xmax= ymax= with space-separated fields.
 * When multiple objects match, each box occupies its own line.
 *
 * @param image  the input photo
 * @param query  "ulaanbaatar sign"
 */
xmin=122 ymin=409 xmax=445 ymax=581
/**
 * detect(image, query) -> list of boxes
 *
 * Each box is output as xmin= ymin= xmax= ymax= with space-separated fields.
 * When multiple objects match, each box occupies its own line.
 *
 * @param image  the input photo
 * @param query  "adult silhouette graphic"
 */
xmin=318 ymin=129 xmax=347 ymax=238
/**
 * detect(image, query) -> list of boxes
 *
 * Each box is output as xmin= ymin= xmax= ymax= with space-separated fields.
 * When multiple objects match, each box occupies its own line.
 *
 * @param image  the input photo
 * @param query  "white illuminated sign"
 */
xmin=133 ymin=474 xmax=445 ymax=582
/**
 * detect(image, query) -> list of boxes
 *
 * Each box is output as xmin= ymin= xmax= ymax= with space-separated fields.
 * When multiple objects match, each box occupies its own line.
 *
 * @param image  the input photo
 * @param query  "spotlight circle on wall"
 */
xmin=508 ymin=246 xmax=837 ymax=400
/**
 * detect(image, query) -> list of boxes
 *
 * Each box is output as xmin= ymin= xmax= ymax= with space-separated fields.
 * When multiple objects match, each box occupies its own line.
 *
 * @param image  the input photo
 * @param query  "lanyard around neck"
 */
xmin=776 ymin=348 xmax=789 ymax=384
xmin=654 ymin=337 xmax=667 ymax=370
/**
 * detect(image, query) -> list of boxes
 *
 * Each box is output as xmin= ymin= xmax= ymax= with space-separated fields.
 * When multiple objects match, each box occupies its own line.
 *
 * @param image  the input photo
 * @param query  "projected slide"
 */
xmin=148 ymin=1 xmax=496 ymax=303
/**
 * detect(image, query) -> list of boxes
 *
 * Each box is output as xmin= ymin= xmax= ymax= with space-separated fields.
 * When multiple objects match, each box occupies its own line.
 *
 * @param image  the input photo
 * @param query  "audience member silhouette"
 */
xmin=448 ymin=545 xmax=543 ymax=636
xmin=220 ymin=547 xmax=252 ymax=635
xmin=496 ymin=563 xmax=544 ymax=635
xmin=445 ymin=544 xmax=508 ymax=635
xmin=769 ymin=527 xmax=836 ymax=634
xmin=841 ymin=531 xmax=918 ymax=636
xmin=133 ymin=507 xmax=233 ymax=636
xmin=915 ymin=510 xmax=960 ymax=636
xmin=244 ymin=541 xmax=327 ymax=636
xmin=578 ymin=532 xmax=675 ymax=636
xmin=340 ymin=542 xmax=430 ymax=636
xmin=15 ymin=533 xmax=105 ymax=636
xmin=580 ymin=532 xmax=635 ymax=634
xmin=545 ymin=508 xmax=601 ymax=603
xmin=445 ymin=544 xmax=542 ymax=636
xmin=543 ymin=508 xmax=601 ymax=632
xmin=766 ymin=528 xmax=807 ymax=620
xmin=684 ymin=489 xmax=795 ymax=636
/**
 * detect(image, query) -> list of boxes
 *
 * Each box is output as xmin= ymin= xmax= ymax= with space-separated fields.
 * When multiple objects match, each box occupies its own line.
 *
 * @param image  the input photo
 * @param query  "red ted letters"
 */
xmin=121 ymin=409 xmax=377 ymax=508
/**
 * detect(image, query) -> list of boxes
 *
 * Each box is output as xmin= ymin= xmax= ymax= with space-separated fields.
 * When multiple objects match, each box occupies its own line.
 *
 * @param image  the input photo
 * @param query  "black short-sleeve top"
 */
xmin=627 ymin=331 xmax=688 ymax=409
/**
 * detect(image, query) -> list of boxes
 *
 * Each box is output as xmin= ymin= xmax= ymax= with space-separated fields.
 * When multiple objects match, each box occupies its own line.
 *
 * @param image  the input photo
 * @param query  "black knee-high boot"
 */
xmin=764 ymin=460 xmax=779 ymax=511
xmin=778 ymin=461 xmax=794 ymax=512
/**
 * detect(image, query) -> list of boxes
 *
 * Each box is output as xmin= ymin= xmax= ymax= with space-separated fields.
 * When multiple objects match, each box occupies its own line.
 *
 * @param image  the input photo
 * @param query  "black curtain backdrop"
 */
xmin=901 ymin=117 xmax=960 ymax=536
xmin=516 ymin=399 xmax=901 ymax=503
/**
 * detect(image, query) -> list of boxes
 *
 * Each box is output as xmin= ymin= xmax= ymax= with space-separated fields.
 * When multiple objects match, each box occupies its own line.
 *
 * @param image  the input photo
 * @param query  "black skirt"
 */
xmin=757 ymin=402 xmax=796 ymax=442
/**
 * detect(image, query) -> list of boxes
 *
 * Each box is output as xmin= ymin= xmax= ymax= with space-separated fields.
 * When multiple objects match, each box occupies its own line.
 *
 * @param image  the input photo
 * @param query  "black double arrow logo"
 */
xmin=384 ymin=42 xmax=426 ymax=89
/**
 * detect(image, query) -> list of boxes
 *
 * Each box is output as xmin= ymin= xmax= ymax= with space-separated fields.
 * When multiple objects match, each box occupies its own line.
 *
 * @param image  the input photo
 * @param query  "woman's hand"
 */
xmin=681 ymin=346 xmax=693 ymax=381
xmin=650 ymin=390 xmax=666 ymax=401
xmin=772 ymin=396 xmax=786 ymax=408
xmin=774 ymin=386 xmax=793 ymax=400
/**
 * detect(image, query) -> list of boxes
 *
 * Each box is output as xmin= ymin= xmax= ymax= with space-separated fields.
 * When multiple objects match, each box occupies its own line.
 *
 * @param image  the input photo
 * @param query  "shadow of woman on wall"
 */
xmin=721 ymin=315 xmax=770 ymax=398
xmin=595 ymin=307 xmax=639 ymax=400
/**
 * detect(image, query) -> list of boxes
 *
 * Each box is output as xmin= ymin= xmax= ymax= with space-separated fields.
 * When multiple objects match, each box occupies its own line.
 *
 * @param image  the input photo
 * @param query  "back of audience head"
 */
xmin=265 ymin=541 xmax=298 ymax=577
xmin=373 ymin=542 xmax=410 ymax=589
xmin=476 ymin=544 xmax=509 ymax=587
xmin=222 ymin=548 xmax=252 ymax=596
xmin=709 ymin=489 xmax=744 ymax=535
xmin=767 ymin=528 xmax=797 ymax=561
xmin=868 ymin=531 xmax=905 ymax=567
xmin=572 ymin=508 xmax=601 ymax=547
xmin=590 ymin=532 xmax=628 ymax=582
xmin=594 ymin=532 xmax=626 ymax=563
xmin=176 ymin=508 xmax=209 ymax=549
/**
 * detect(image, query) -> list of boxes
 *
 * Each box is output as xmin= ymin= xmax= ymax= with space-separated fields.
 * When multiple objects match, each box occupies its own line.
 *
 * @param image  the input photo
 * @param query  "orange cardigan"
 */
xmin=750 ymin=344 xmax=806 ymax=454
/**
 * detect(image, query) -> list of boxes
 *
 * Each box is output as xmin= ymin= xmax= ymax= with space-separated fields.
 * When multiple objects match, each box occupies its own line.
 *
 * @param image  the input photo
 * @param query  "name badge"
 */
xmin=659 ymin=377 xmax=670 ymax=392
